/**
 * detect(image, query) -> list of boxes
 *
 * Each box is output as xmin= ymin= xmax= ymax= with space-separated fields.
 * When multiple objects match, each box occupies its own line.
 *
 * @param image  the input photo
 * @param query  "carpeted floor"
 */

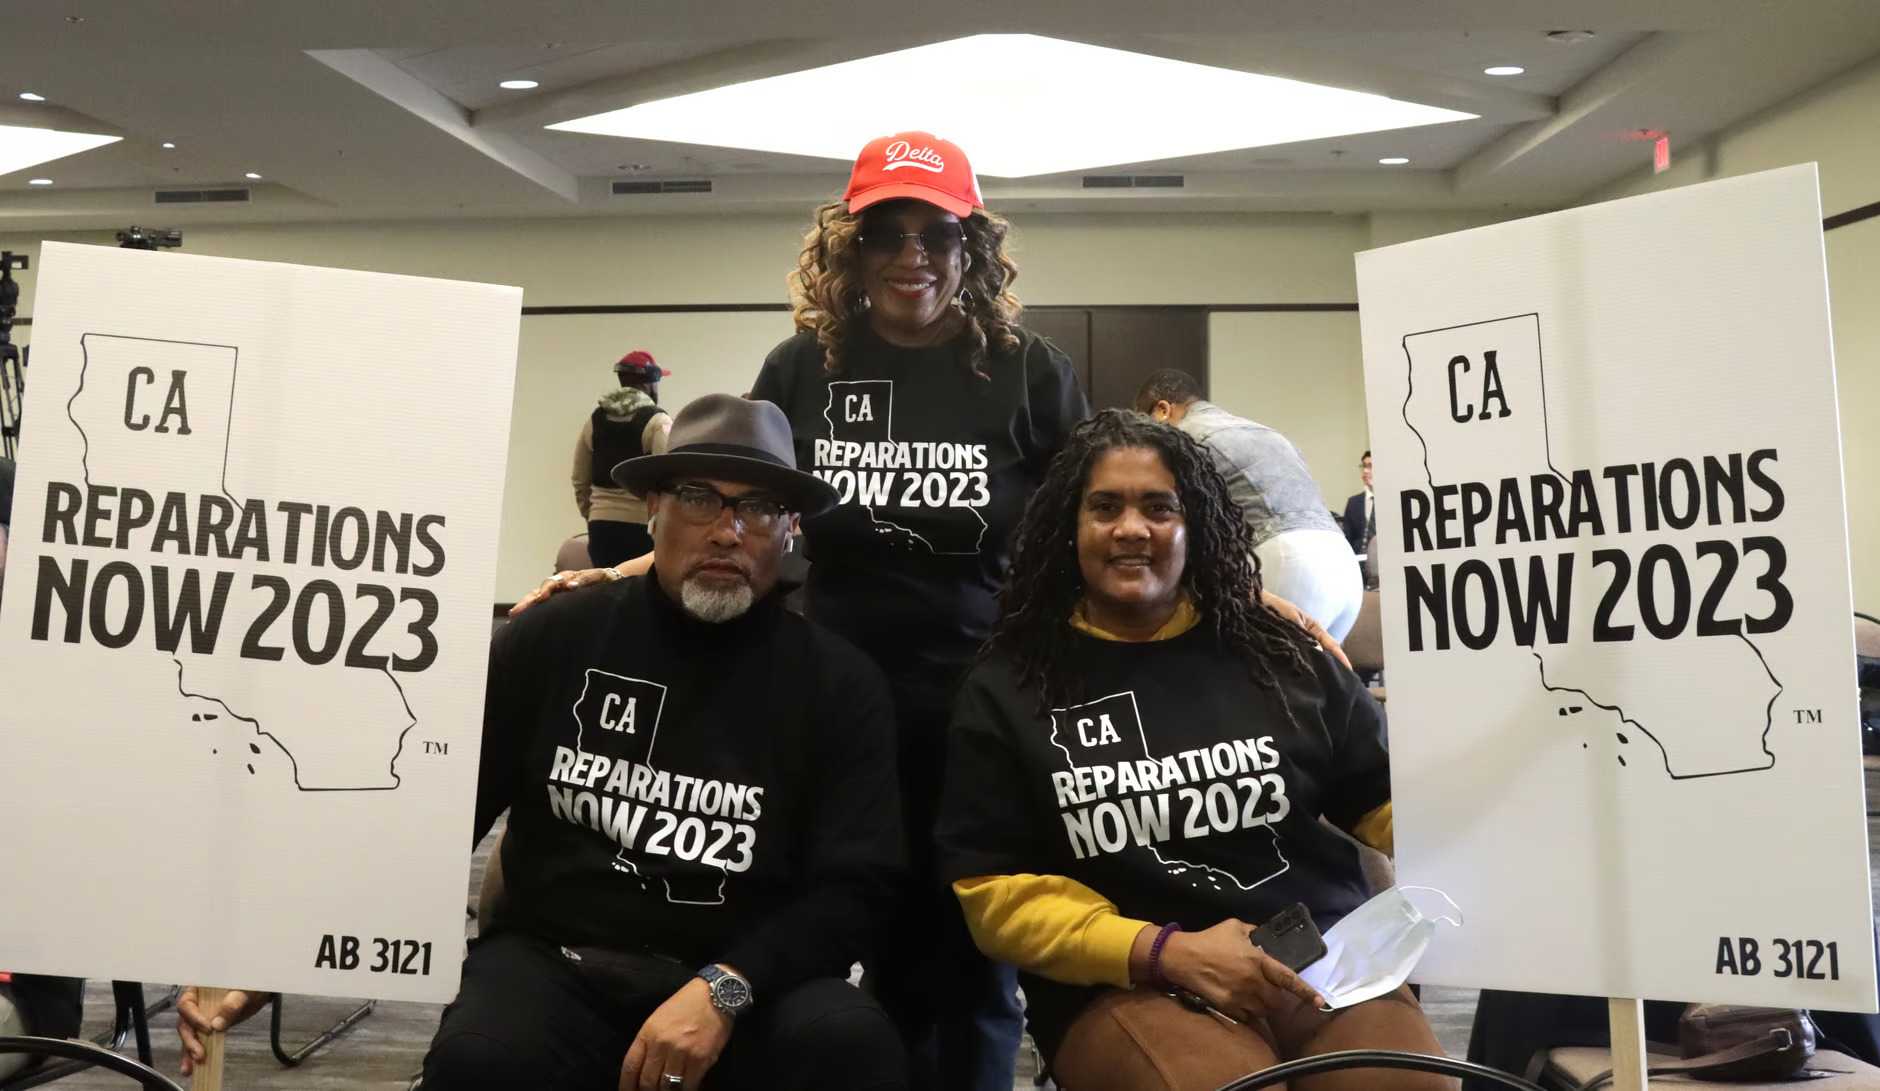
xmin=21 ymin=768 xmax=1880 ymax=1088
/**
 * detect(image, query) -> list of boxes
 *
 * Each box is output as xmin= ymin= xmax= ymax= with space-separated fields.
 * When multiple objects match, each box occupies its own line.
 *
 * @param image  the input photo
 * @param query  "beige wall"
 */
xmin=0 ymin=211 xmax=1374 ymax=600
xmin=1582 ymin=52 xmax=1880 ymax=609
xmin=1209 ymin=311 xmax=1367 ymax=510
xmin=5 ymin=48 xmax=1871 ymax=606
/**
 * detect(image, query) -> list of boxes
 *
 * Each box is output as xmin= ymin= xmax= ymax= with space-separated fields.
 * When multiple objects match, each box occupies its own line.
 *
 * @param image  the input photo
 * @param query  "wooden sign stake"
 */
xmin=1608 ymin=996 xmax=1649 ymax=1090
xmin=187 ymin=986 xmax=228 ymax=1091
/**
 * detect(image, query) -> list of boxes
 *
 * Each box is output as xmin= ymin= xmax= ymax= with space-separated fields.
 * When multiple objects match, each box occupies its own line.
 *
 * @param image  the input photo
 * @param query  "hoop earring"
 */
xmin=645 ymin=514 xmax=658 ymax=536
xmin=955 ymin=287 xmax=975 ymax=312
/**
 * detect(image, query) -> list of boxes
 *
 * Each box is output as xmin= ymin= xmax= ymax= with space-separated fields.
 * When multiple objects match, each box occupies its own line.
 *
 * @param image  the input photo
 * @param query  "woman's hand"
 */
xmin=1258 ymin=590 xmax=1351 ymax=670
xmin=1158 ymin=919 xmax=1325 ymax=1022
xmin=508 ymin=565 xmax=627 ymax=616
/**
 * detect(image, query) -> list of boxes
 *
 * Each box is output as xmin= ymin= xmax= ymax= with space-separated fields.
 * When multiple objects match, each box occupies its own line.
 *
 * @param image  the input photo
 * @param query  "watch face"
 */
xmin=713 ymin=974 xmax=752 ymax=1010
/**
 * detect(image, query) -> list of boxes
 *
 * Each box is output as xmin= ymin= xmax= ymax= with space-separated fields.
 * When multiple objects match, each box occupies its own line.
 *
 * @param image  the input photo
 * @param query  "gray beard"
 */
xmin=680 ymin=578 xmax=755 ymax=623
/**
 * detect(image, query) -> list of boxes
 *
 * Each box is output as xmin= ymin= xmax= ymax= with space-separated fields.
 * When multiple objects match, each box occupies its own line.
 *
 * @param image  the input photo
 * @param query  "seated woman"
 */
xmin=936 ymin=409 xmax=1449 ymax=1091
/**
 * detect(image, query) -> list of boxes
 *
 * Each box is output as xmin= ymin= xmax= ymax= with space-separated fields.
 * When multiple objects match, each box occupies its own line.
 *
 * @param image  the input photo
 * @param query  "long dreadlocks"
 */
xmin=986 ymin=409 xmax=1317 ymax=718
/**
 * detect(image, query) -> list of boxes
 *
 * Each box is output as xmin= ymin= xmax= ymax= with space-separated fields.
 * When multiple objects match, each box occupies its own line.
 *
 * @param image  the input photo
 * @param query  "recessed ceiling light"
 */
xmin=244 ymin=171 xmax=262 ymax=179
xmin=499 ymin=79 xmax=540 ymax=90
xmin=548 ymin=34 xmax=1476 ymax=178
xmin=19 ymin=92 xmax=46 ymax=102
xmin=1378 ymin=156 xmax=1410 ymax=165
xmin=1483 ymin=65 xmax=1526 ymax=77
xmin=0 ymin=123 xmax=120 ymax=177
xmin=27 ymin=178 xmax=53 ymax=186
xmin=161 ymin=141 xmax=176 ymax=149
xmin=1547 ymin=30 xmax=1596 ymax=44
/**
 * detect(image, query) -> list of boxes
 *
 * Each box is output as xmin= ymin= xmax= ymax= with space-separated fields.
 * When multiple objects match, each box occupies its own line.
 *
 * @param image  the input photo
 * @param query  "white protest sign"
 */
xmin=1357 ymin=164 xmax=1875 ymax=1010
xmin=0 ymin=243 xmax=519 ymax=1002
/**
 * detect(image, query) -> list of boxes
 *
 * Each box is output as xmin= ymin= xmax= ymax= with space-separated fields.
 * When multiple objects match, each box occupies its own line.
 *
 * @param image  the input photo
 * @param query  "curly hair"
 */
xmin=987 ymin=409 xmax=1317 ymax=716
xmin=788 ymin=200 xmax=1023 ymax=380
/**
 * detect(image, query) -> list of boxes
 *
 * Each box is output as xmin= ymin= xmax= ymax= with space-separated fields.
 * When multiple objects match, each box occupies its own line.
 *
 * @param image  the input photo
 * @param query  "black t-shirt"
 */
xmin=749 ymin=325 xmax=1087 ymax=685
xmin=935 ymin=626 xmax=1391 ymax=1055
xmin=475 ymin=574 xmax=905 ymax=996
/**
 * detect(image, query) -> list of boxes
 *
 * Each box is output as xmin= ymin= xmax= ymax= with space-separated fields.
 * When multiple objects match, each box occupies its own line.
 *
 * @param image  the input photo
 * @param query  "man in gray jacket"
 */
xmin=1135 ymin=370 xmax=1362 ymax=640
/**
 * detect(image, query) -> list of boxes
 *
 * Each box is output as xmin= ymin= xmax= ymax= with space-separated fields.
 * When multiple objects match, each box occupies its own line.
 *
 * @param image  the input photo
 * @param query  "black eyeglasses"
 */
xmin=857 ymin=223 xmax=966 ymax=258
xmin=668 ymin=483 xmax=791 ymax=535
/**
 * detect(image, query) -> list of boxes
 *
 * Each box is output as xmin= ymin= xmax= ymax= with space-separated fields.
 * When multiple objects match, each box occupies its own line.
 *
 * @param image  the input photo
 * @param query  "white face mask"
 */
xmin=1299 ymin=886 xmax=1462 ymax=1010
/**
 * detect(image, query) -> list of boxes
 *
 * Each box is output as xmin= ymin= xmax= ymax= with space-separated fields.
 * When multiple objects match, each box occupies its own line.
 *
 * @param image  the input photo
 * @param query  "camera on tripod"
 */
xmin=116 ymin=226 xmax=182 ymax=251
xmin=1 ymin=251 xmax=25 ymax=460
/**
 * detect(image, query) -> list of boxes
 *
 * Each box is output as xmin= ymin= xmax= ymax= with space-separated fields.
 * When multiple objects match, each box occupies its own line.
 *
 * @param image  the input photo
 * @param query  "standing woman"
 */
xmin=747 ymin=130 xmax=1084 ymax=1091
xmin=510 ymin=131 xmax=1349 ymax=1089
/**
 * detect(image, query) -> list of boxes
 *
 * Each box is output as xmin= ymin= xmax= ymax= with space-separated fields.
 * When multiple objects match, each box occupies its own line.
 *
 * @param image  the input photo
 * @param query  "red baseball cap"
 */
xmin=614 ymin=350 xmax=670 ymax=382
xmin=844 ymin=131 xmax=984 ymax=219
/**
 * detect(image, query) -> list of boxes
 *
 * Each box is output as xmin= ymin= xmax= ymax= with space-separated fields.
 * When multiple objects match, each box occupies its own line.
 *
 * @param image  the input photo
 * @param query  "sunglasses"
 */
xmin=856 ymin=222 xmax=967 ymax=258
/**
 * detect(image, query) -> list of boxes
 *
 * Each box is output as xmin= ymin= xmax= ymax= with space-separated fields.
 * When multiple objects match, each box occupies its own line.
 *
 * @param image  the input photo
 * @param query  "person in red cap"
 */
xmin=514 ymin=131 xmax=1351 ymax=1091
xmin=745 ymin=129 xmax=1083 ymax=1091
xmin=573 ymin=350 xmax=673 ymax=567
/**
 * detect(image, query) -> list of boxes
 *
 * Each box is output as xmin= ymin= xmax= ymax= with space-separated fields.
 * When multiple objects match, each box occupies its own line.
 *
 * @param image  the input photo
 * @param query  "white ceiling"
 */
xmin=1 ymin=1 xmax=1878 ymax=229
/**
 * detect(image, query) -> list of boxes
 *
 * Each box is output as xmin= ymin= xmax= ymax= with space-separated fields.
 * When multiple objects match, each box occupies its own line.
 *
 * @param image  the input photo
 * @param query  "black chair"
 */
xmin=0 ymin=1034 xmax=180 ymax=1091
xmin=267 ymin=992 xmax=377 ymax=1067
xmin=0 ymin=983 xmax=172 ymax=1090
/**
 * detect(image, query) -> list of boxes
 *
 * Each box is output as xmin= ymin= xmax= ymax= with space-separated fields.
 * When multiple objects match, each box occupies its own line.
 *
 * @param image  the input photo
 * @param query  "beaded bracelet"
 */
xmin=1148 ymin=922 xmax=1182 ymax=987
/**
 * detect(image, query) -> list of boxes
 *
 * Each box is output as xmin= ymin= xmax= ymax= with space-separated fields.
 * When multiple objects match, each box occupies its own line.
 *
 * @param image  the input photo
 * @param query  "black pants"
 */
xmin=865 ymin=669 xmax=1025 ymax=1091
xmin=588 ymin=520 xmax=653 ymax=570
xmin=422 ymin=932 xmax=908 ymax=1091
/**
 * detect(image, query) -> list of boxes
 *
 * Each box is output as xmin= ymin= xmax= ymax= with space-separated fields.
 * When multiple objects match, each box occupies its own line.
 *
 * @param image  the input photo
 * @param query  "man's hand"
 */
xmin=1258 ymin=589 xmax=1352 ymax=670
xmin=619 ymin=977 xmax=734 ymax=1091
xmin=176 ymin=986 xmax=270 ymax=1075
xmin=1159 ymin=919 xmax=1326 ymax=1023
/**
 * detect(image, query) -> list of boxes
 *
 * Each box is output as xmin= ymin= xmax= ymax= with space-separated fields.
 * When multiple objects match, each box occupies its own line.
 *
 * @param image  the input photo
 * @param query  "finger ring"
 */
xmin=664 ymin=1075 xmax=685 ymax=1088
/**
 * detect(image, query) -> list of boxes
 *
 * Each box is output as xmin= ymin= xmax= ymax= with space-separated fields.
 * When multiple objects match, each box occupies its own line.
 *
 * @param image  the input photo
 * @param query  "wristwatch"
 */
xmin=696 ymin=965 xmax=753 ymax=1017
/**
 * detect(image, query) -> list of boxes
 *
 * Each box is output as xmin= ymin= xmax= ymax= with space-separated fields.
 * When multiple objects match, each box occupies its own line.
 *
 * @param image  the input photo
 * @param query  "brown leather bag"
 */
xmin=1572 ymin=1006 xmax=1817 ymax=1089
xmin=1675 ymin=1005 xmax=1817 ymax=1081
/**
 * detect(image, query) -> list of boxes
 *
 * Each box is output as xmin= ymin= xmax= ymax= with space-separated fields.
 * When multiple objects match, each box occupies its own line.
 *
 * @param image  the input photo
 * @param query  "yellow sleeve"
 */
xmin=1350 ymin=801 xmax=1394 ymax=856
xmin=952 ymin=874 xmax=1152 ymax=989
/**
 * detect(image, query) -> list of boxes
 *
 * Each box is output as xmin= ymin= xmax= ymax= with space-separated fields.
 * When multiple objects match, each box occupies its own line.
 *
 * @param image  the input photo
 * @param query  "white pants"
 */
xmin=1254 ymin=527 xmax=1364 ymax=642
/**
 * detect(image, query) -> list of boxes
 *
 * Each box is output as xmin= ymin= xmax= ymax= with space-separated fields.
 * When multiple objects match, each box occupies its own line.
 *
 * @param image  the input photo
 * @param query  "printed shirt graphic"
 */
xmin=820 ymin=379 xmax=990 ymax=555
xmin=936 ymin=627 xmax=1389 ymax=1054
xmin=474 ymin=574 xmax=904 ymax=985
xmin=750 ymin=327 xmax=1087 ymax=670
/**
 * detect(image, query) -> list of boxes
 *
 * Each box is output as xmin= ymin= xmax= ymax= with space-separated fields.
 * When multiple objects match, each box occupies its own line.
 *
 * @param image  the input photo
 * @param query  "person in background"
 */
xmin=0 ymin=458 xmax=88 ymax=1082
xmin=937 ymin=411 xmax=1446 ymax=1091
xmin=1136 ymin=371 xmax=1363 ymax=641
xmin=1341 ymin=450 xmax=1373 ymax=557
xmin=178 ymin=395 xmax=908 ymax=1091
xmin=574 ymin=350 xmax=673 ymax=567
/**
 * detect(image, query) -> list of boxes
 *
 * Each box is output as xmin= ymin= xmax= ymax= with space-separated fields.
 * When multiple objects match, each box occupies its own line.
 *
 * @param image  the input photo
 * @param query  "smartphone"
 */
xmin=1250 ymin=902 xmax=1327 ymax=972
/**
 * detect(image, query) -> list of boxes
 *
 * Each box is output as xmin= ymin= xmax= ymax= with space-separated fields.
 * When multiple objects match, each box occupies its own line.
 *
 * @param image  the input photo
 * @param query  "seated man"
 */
xmin=178 ymin=394 xmax=910 ymax=1091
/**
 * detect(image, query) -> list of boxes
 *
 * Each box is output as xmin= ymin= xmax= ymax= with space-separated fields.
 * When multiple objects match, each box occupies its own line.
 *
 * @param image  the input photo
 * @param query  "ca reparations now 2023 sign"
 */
xmin=0 ymin=243 xmax=519 ymax=1002
xmin=1358 ymin=164 xmax=1875 ymax=1011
